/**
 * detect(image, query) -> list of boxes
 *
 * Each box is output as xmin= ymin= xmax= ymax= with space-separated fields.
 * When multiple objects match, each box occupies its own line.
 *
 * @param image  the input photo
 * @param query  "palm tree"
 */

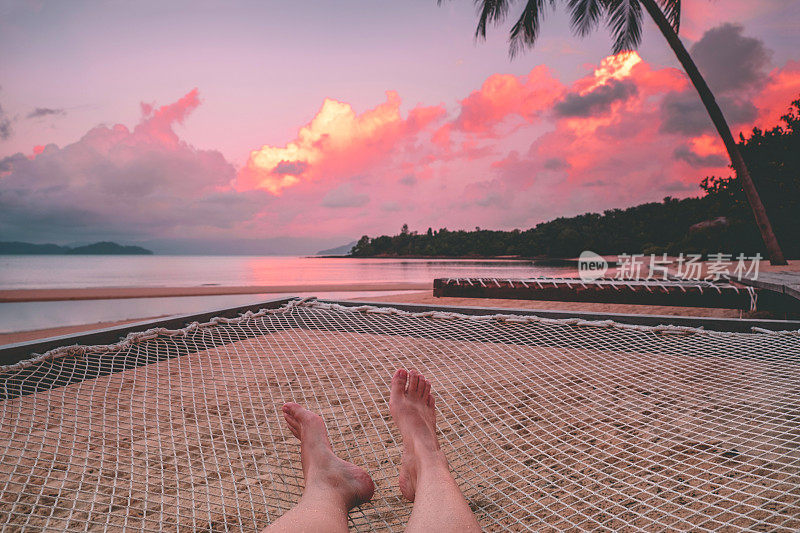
xmin=444 ymin=0 xmax=787 ymax=265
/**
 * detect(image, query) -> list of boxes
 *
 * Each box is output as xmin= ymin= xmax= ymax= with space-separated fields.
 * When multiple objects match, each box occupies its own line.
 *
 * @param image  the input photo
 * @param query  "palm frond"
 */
xmin=605 ymin=0 xmax=643 ymax=53
xmin=655 ymin=0 xmax=681 ymax=34
xmin=474 ymin=0 xmax=513 ymax=40
xmin=566 ymin=0 xmax=606 ymax=38
xmin=508 ymin=0 xmax=555 ymax=58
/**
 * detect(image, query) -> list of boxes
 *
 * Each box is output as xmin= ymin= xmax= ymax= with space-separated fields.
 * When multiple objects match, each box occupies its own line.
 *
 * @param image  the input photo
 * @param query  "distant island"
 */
xmin=0 ymin=241 xmax=153 ymax=255
xmin=316 ymin=240 xmax=358 ymax=256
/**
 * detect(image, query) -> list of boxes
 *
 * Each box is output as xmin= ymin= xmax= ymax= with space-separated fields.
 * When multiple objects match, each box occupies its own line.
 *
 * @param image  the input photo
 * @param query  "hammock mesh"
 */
xmin=1 ymin=299 xmax=799 ymax=532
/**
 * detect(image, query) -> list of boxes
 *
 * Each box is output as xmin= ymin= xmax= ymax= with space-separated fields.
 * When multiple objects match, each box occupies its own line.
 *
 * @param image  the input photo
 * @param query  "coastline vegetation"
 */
xmin=452 ymin=0 xmax=786 ymax=263
xmin=350 ymin=97 xmax=800 ymax=260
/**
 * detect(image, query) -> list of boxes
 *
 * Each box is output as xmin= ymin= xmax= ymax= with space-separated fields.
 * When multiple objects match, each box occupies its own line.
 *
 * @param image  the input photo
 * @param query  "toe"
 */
xmin=284 ymin=413 xmax=301 ymax=438
xmin=283 ymin=409 xmax=300 ymax=427
xmin=391 ymin=369 xmax=408 ymax=398
xmin=283 ymin=402 xmax=326 ymax=433
xmin=408 ymin=370 xmax=420 ymax=394
xmin=283 ymin=402 xmax=302 ymax=417
xmin=422 ymin=381 xmax=431 ymax=401
xmin=427 ymin=393 xmax=435 ymax=409
xmin=285 ymin=403 xmax=319 ymax=425
xmin=414 ymin=376 xmax=425 ymax=398
xmin=282 ymin=404 xmax=295 ymax=419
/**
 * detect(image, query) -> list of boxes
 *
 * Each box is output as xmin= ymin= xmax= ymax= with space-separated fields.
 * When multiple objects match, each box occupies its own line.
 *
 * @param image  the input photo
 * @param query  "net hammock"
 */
xmin=1 ymin=298 xmax=799 ymax=532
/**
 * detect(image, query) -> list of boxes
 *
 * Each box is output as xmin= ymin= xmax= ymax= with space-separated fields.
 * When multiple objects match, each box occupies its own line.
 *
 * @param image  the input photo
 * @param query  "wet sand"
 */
xmin=0 ymin=318 xmax=165 ymax=346
xmin=1 ymin=290 xmax=750 ymax=347
xmin=0 ymin=282 xmax=430 ymax=303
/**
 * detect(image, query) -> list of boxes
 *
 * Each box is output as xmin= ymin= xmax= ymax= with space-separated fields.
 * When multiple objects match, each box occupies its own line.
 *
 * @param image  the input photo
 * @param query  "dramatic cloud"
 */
xmin=445 ymin=30 xmax=796 ymax=228
xmin=26 ymin=107 xmax=65 ymax=119
xmin=754 ymin=60 xmax=800 ymax=125
xmin=691 ymin=23 xmax=772 ymax=94
xmin=659 ymin=92 xmax=758 ymax=135
xmin=237 ymin=92 xmax=445 ymax=194
xmin=659 ymin=23 xmax=769 ymax=136
xmin=272 ymin=160 xmax=308 ymax=176
xmin=452 ymin=66 xmax=563 ymax=134
xmin=673 ymin=145 xmax=728 ymax=167
xmin=554 ymin=79 xmax=638 ymax=117
xmin=4 ymin=21 xmax=799 ymax=250
xmin=0 ymin=89 xmax=270 ymax=243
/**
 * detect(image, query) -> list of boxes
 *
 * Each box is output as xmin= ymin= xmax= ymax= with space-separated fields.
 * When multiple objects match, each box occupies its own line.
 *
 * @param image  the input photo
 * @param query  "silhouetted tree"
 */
xmin=440 ymin=0 xmax=787 ymax=264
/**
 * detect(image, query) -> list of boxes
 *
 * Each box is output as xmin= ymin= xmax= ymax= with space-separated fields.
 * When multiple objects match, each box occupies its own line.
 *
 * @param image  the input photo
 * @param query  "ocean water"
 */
xmin=0 ymin=291 xmax=417 ymax=334
xmin=0 ymin=255 xmax=573 ymax=289
xmin=0 ymin=255 xmax=574 ymax=334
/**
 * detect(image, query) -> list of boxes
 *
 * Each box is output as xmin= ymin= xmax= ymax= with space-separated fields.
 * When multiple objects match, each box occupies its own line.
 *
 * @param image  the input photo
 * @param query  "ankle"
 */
xmin=302 ymin=483 xmax=354 ymax=511
xmin=416 ymin=448 xmax=450 ymax=471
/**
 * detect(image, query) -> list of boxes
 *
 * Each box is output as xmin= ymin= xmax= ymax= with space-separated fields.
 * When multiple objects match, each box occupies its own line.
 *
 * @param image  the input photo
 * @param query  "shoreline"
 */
xmin=0 ymin=317 xmax=167 ymax=346
xmin=0 ymin=282 xmax=430 ymax=303
xmin=1 ymin=290 xmax=750 ymax=346
xmin=312 ymin=254 xmax=537 ymax=260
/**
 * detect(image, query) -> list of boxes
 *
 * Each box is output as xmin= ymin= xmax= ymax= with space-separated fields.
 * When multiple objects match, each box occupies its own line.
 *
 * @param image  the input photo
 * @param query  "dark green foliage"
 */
xmin=695 ymin=97 xmax=800 ymax=258
xmin=351 ymin=96 xmax=800 ymax=259
xmin=461 ymin=0 xmax=681 ymax=57
xmin=350 ymin=197 xmax=717 ymax=258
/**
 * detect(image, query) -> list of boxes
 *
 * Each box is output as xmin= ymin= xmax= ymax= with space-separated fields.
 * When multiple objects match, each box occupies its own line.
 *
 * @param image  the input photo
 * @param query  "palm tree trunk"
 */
xmin=639 ymin=0 xmax=787 ymax=265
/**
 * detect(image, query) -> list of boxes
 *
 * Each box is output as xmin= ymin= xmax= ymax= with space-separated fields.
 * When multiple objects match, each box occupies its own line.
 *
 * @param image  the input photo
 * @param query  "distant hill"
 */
xmin=0 ymin=241 xmax=153 ymax=255
xmin=67 ymin=242 xmax=153 ymax=255
xmin=0 ymin=242 xmax=67 ymax=254
xmin=316 ymin=240 xmax=357 ymax=256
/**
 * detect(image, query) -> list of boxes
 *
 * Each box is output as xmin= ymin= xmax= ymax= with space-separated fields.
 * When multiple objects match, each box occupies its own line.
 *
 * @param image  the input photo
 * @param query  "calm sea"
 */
xmin=0 ymin=256 xmax=574 ymax=334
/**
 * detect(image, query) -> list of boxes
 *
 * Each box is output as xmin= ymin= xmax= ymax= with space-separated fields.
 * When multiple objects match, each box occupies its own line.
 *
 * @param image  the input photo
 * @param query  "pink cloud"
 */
xmin=237 ymin=91 xmax=445 ymax=194
xmin=754 ymin=60 xmax=800 ymax=126
xmin=132 ymin=88 xmax=201 ymax=148
xmin=0 ymin=89 xmax=270 ymax=243
xmin=465 ymin=45 xmax=795 ymax=225
xmin=4 ymin=23 xmax=799 ymax=249
xmin=453 ymin=65 xmax=563 ymax=135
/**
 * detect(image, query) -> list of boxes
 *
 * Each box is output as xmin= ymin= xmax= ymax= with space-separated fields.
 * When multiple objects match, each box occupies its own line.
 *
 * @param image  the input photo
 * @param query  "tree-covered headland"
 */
xmin=350 ymin=97 xmax=800 ymax=259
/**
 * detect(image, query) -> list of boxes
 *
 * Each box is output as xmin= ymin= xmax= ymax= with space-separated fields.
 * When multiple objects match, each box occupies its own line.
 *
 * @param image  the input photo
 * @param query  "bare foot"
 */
xmin=389 ymin=369 xmax=446 ymax=502
xmin=282 ymin=403 xmax=375 ymax=509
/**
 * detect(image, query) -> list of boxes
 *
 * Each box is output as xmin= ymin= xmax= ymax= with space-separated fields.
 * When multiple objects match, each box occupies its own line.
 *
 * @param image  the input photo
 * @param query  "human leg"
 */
xmin=389 ymin=369 xmax=481 ymax=533
xmin=262 ymin=403 xmax=374 ymax=533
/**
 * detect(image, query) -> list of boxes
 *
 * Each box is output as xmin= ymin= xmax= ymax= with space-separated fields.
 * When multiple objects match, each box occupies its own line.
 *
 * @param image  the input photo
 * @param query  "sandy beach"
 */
xmin=1 ymin=274 xmax=799 ymax=530
xmin=0 ymin=289 xmax=752 ymax=347
xmin=0 ymin=282 xmax=430 ymax=303
xmin=3 ymin=257 xmax=798 ymax=345
xmin=2 ymin=301 xmax=798 ymax=531
xmin=0 ymin=318 xmax=168 ymax=346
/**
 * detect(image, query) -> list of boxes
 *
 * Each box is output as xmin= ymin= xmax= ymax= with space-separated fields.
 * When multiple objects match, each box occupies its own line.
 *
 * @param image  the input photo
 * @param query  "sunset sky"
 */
xmin=1 ymin=0 xmax=799 ymax=254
